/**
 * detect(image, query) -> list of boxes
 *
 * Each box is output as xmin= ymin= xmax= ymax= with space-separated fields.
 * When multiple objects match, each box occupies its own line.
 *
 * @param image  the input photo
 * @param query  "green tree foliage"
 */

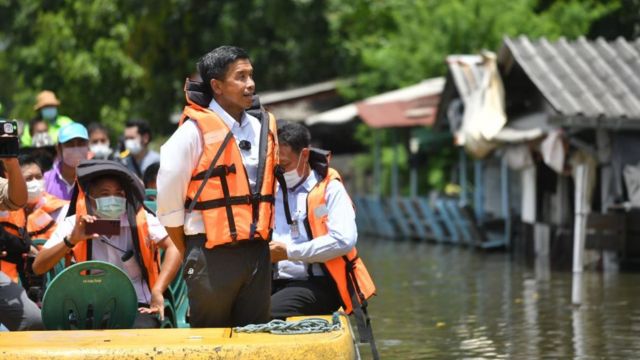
xmin=0 ymin=0 xmax=341 ymax=135
xmin=327 ymin=0 xmax=621 ymax=99
xmin=0 ymin=0 xmax=144 ymax=135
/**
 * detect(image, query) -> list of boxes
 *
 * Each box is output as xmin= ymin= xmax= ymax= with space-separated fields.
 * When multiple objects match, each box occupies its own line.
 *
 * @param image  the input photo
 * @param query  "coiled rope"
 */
xmin=234 ymin=312 xmax=342 ymax=335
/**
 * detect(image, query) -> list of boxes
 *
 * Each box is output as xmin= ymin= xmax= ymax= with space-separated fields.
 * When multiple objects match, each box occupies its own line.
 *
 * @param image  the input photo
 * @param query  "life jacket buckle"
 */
xmin=225 ymin=164 xmax=236 ymax=175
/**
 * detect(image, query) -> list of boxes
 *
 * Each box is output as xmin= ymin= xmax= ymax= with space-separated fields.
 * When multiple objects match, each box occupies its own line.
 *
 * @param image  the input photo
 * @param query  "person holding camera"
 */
xmin=0 ymin=128 xmax=44 ymax=331
xmin=0 ymin=155 xmax=68 ymax=283
xmin=33 ymin=160 xmax=181 ymax=328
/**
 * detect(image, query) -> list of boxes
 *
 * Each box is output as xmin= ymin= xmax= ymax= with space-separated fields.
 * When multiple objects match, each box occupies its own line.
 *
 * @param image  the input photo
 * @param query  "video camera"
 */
xmin=0 ymin=120 xmax=19 ymax=158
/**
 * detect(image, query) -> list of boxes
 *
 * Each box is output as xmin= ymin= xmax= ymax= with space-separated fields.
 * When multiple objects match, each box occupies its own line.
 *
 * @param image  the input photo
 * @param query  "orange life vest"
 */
xmin=69 ymin=188 xmax=160 ymax=290
xmin=306 ymin=168 xmax=376 ymax=314
xmin=0 ymin=193 xmax=67 ymax=282
xmin=179 ymin=94 xmax=278 ymax=249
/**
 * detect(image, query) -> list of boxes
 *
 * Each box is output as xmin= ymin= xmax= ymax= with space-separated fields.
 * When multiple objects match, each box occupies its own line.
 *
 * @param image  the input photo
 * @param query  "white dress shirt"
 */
xmin=157 ymin=98 xmax=261 ymax=234
xmin=273 ymin=170 xmax=357 ymax=280
xmin=45 ymin=211 xmax=168 ymax=304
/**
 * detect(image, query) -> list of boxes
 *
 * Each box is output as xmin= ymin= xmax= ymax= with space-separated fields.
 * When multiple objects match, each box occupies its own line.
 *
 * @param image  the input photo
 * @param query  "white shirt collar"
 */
xmin=208 ymin=97 xmax=250 ymax=130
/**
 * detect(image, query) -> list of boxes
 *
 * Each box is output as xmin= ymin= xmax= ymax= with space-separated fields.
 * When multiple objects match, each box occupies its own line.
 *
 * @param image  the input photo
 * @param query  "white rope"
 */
xmin=234 ymin=312 xmax=341 ymax=335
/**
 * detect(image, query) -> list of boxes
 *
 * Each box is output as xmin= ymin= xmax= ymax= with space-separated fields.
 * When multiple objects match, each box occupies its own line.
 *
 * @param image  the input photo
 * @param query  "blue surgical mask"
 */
xmin=40 ymin=106 xmax=58 ymax=121
xmin=94 ymin=196 xmax=126 ymax=220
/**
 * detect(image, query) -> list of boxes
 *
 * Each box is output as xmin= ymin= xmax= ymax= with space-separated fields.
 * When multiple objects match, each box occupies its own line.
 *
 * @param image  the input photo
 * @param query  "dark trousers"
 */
xmin=0 ymin=270 xmax=43 ymax=331
xmin=271 ymin=276 xmax=342 ymax=320
xmin=184 ymin=235 xmax=271 ymax=328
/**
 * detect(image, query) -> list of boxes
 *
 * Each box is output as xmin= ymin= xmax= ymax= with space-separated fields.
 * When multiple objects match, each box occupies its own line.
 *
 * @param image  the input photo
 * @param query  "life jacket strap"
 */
xmin=28 ymin=219 xmax=56 ymax=238
xmin=274 ymin=165 xmax=293 ymax=225
xmin=191 ymin=164 xmax=237 ymax=181
xmin=184 ymin=194 xmax=274 ymax=211
xmin=345 ymin=257 xmax=380 ymax=360
xmin=219 ymin=171 xmax=238 ymax=241
xmin=186 ymin=130 xmax=234 ymax=214
xmin=0 ymin=221 xmax=20 ymax=232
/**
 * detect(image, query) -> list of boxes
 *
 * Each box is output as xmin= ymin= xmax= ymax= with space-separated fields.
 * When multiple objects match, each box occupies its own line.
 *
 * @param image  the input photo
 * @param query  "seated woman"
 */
xmin=0 ymin=155 xmax=68 ymax=282
xmin=33 ymin=160 xmax=181 ymax=328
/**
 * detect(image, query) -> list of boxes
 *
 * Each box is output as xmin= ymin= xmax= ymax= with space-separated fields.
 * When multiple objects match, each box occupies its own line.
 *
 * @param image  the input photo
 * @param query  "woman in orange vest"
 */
xmin=33 ymin=160 xmax=182 ymax=328
xmin=0 ymin=154 xmax=68 ymax=282
xmin=157 ymin=46 xmax=278 ymax=327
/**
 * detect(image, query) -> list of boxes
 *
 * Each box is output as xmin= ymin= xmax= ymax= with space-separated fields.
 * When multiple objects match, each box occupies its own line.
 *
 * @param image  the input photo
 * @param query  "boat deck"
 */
xmin=0 ymin=315 xmax=356 ymax=359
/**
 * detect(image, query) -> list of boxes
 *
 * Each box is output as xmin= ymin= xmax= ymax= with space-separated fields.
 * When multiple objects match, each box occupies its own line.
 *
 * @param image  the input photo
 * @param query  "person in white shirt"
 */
xmin=121 ymin=119 xmax=160 ymax=179
xmin=33 ymin=160 xmax=181 ymax=328
xmin=270 ymin=122 xmax=358 ymax=319
xmin=157 ymin=46 xmax=278 ymax=327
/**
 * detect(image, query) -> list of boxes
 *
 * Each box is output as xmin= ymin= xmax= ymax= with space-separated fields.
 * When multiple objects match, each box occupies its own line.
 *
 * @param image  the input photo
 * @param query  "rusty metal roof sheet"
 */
xmin=356 ymin=77 xmax=444 ymax=128
xmin=500 ymin=36 xmax=640 ymax=126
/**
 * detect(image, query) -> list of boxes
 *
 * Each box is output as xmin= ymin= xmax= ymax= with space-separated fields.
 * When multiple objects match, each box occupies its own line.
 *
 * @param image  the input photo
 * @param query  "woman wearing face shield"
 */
xmin=33 ymin=160 xmax=181 ymax=329
xmin=42 ymin=123 xmax=90 ymax=200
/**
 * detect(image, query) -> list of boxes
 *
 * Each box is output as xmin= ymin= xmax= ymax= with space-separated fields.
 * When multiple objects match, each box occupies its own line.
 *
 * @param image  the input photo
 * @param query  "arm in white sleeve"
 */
xmin=287 ymin=180 xmax=357 ymax=263
xmin=156 ymin=121 xmax=202 ymax=227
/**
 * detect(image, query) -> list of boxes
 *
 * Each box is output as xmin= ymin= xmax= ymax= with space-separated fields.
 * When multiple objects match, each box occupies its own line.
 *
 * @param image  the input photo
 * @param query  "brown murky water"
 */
xmin=354 ymin=239 xmax=640 ymax=359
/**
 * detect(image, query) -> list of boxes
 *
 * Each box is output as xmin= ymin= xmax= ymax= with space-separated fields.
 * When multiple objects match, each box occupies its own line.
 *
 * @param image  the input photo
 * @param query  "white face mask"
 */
xmin=283 ymin=152 xmax=307 ymax=189
xmin=125 ymin=138 xmax=142 ymax=155
xmin=90 ymin=143 xmax=113 ymax=159
xmin=62 ymin=146 xmax=89 ymax=168
xmin=27 ymin=179 xmax=44 ymax=203
xmin=32 ymin=132 xmax=54 ymax=148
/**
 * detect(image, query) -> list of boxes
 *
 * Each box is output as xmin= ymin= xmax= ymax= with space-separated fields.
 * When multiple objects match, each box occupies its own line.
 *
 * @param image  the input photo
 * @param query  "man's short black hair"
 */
xmin=143 ymin=162 xmax=160 ymax=188
xmin=197 ymin=46 xmax=250 ymax=87
xmin=277 ymin=121 xmax=311 ymax=154
xmin=18 ymin=154 xmax=42 ymax=170
xmin=88 ymin=122 xmax=109 ymax=137
xmin=125 ymin=119 xmax=151 ymax=142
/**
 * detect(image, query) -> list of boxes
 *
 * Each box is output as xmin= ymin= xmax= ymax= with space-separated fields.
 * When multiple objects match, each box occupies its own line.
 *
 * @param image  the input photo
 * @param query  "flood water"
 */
xmin=354 ymin=238 xmax=640 ymax=359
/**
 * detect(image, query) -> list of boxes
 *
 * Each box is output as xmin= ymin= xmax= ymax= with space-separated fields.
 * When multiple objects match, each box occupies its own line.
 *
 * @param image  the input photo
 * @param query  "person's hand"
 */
xmin=1 ymin=157 xmax=18 ymax=165
xmin=139 ymin=289 xmax=164 ymax=321
xmin=269 ymin=241 xmax=288 ymax=263
xmin=69 ymin=215 xmax=99 ymax=245
xmin=28 ymin=245 xmax=38 ymax=257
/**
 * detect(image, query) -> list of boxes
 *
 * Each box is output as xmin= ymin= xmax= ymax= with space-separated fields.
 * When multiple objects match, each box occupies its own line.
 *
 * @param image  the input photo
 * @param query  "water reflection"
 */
xmin=354 ymin=238 xmax=640 ymax=359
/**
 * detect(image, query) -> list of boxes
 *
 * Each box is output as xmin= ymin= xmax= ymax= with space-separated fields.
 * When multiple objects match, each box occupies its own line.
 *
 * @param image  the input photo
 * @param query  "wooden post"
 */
xmin=409 ymin=134 xmax=419 ymax=198
xmin=460 ymin=149 xmax=468 ymax=206
xmin=501 ymin=157 xmax=511 ymax=249
xmin=474 ymin=159 xmax=485 ymax=223
xmin=373 ymin=129 xmax=381 ymax=196
xmin=391 ymin=129 xmax=399 ymax=198
xmin=571 ymin=164 xmax=588 ymax=305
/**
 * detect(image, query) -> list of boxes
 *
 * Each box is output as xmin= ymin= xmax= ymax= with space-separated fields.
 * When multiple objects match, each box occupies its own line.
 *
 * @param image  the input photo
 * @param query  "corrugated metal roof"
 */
xmin=501 ymin=36 xmax=640 ymax=123
xmin=260 ymin=79 xmax=340 ymax=105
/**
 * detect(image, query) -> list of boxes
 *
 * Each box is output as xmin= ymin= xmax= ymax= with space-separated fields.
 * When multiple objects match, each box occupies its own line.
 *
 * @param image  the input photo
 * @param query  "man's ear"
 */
xmin=302 ymin=147 xmax=310 ymax=163
xmin=142 ymin=133 xmax=150 ymax=146
xmin=211 ymin=78 xmax=223 ymax=96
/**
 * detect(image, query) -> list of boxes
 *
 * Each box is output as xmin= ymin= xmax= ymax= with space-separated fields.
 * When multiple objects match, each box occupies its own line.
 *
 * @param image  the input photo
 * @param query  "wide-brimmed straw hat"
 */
xmin=34 ymin=90 xmax=61 ymax=111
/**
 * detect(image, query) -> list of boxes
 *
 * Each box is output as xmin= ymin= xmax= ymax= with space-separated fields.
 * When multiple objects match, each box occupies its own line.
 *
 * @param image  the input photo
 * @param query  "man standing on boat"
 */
xmin=157 ymin=46 xmax=278 ymax=327
xmin=270 ymin=122 xmax=376 ymax=320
